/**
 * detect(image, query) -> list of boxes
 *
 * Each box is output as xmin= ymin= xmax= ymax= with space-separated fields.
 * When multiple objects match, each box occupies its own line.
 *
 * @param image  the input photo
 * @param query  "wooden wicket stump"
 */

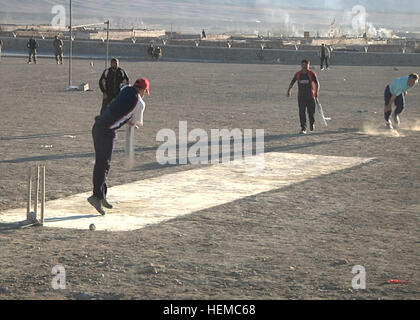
xmin=16 ymin=166 xmax=46 ymax=228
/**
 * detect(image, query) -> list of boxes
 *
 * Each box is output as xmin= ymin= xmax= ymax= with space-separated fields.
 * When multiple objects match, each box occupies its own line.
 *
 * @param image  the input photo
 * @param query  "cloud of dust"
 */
xmin=361 ymin=122 xmax=404 ymax=138
xmin=400 ymin=119 xmax=420 ymax=131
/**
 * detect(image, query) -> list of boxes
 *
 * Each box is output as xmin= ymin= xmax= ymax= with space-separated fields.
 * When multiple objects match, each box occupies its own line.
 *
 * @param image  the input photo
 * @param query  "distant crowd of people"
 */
xmin=24 ymin=35 xmax=64 ymax=64
xmin=1 ymin=34 xmax=332 ymax=70
xmin=147 ymin=44 xmax=162 ymax=61
xmin=0 ymin=34 xmax=168 ymax=64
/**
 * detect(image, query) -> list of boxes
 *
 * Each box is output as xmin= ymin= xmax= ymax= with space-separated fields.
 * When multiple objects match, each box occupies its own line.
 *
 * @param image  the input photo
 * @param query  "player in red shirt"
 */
xmin=287 ymin=59 xmax=320 ymax=134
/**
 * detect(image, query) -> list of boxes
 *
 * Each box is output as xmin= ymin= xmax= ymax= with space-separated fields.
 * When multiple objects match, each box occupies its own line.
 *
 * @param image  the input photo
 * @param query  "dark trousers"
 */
xmin=92 ymin=119 xmax=116 ymax=199
xmin=28 ymin=49 xmax=37 ymax=63
xmin=298 ymin=97 xmax=316 ymax=130
xmin=55 ymin=51 xmax=63 ymax=63
xmin=320 ymin=56 xmax=329 ymax=68
xmin=384 ymin=85 xmax=405 ymax=121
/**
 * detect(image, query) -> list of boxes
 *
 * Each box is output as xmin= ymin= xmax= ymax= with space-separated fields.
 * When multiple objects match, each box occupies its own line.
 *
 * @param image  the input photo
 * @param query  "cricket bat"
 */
xmin=316 ymin=99 xmax=329 ymax=127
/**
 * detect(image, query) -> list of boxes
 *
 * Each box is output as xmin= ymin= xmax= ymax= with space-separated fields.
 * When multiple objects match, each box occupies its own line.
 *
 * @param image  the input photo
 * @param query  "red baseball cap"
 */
xmin=133 ymin=77 xmax=150 ymax=95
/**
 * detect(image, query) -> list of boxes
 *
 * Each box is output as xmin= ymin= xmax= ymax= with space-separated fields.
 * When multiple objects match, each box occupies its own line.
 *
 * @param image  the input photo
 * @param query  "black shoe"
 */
xmin=102 ymin=198 xmax=113 ymax=209
xmin=87 ymin=195 xmax=106 ymax=215
xmin=310 ymin=124 xmax=315 ymax=131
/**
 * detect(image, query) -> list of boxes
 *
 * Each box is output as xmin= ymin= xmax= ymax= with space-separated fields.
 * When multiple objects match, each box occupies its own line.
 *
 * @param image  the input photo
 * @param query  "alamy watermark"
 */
xmin=51 ymin=5 xmax=66 ymax=29
xmin=352 ymin=265 xmax=366 ymax=290
xmin=351 ymin=5 xmax=367 ymax=35
xmin=156 ymin=121 xmax=265 ymax=176
xmin=51 ymin=264 xmax=66 ymax=290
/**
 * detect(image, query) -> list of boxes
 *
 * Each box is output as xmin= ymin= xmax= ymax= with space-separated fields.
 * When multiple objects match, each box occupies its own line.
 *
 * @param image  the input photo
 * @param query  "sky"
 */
xmin=0 ymin=1 xmax=419 ymax=35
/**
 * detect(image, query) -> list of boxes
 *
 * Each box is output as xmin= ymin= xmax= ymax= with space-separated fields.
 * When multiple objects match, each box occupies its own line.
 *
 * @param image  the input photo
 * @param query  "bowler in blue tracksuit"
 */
xmin=88 ymin=78 xmax=150 ymax=215
xmin=384 ymin=73 xmax=418 ymax=129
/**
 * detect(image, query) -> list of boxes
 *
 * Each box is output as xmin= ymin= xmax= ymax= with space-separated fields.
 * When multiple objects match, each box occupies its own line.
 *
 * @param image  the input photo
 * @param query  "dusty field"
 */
xmin=0 ymin=56 xmax=419 ymax=300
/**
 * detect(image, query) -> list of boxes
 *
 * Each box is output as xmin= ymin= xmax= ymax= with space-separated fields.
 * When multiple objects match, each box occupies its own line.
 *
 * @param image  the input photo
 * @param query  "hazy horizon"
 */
xmin=0 ymin=1 xmax=419 ymax=36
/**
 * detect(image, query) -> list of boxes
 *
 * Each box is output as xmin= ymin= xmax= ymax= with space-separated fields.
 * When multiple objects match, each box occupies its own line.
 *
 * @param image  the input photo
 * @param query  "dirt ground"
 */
xmin=0 ymin=56 xmax=419 ymax=300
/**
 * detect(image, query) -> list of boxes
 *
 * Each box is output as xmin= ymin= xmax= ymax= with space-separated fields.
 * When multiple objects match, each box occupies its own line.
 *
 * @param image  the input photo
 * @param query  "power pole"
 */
xmin=68 ymin=0 xmax=73 ymax=87
xmin=105 ymin=20 xmax=110 ymax=69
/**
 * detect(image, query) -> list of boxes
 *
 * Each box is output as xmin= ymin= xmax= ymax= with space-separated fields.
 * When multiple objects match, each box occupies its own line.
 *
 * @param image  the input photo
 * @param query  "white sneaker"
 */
xmin=386 ymin=120 xmax=394 ymax=130
xmin=392 ymin=113 xmax=400 ymax=127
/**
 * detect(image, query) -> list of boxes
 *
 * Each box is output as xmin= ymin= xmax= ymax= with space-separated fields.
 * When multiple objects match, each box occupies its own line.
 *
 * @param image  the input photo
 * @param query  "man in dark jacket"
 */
xmin=0 ymin=39 xmax=3 ymax=62
xmin=0 ymin=39 xmax=3 ymax=63
xmin=53 ymin=35 xmax=64 ymax=64
xmin=27 ymin=36 xmax=38 ymax=64
xmin=98 ymin=58 xmax=129 ymax=114
xmin=319 ymin=43 xmax=331 ymax=70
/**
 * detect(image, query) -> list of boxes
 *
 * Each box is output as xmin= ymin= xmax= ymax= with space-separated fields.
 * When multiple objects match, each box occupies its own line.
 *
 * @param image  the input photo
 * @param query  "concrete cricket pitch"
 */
xmin=0 ymin=57 xmax=419 ymax=300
